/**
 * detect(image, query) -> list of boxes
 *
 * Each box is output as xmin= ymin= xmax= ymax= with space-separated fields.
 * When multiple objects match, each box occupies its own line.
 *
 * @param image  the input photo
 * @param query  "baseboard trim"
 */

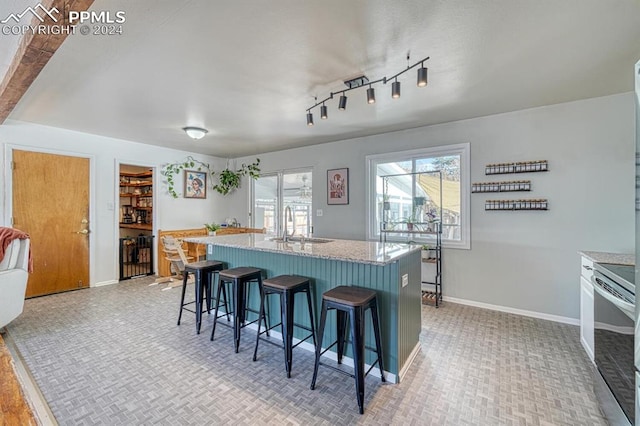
xmin=93 ymin=280 xmax=118 ymax=287
xmin=244 ymin=322 xmax=397 ymax=383
xmin=442 ymin=296 xmax=579 ymax=326
xmin=398 ymin=342 xmax=421 ymax=383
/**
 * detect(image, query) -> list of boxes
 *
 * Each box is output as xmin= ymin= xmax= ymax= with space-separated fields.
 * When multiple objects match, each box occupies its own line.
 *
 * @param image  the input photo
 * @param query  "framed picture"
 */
xmin=327 ymin=168 xmax=349 ymax=205
xmin=184 ymin=170 xmax=207 ymax=199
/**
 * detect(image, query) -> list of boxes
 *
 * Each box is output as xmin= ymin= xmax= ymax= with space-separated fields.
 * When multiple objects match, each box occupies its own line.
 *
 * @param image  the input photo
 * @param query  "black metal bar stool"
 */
xmin=211 ymin=267 xmax=266 ymax=353
xmin=177 ymin=260 xmax=228 ymax=334
xmin=252 ymin=275 xmax=317 ymax=378
xmin=310 ymin=286 xmax=385 ymax=415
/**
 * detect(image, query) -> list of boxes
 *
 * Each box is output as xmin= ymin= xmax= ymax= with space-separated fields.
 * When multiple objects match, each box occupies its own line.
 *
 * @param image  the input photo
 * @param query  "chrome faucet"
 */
xmin=283 ymin=205 xmax=295 ymax=242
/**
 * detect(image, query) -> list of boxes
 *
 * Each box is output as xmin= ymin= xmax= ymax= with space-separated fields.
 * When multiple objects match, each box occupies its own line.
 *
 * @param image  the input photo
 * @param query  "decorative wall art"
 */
xmin=327 ymin=168 xmax=349 ymax=205
xmin=184 ymin=170 xmax=207 ymax=199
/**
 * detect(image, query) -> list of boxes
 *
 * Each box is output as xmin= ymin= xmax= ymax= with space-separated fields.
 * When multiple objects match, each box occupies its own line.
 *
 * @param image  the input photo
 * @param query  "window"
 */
xmin=366 ymin=143 xmax=470 ymax=249
xmin=252 ymin=169 xmax=313 ymax=237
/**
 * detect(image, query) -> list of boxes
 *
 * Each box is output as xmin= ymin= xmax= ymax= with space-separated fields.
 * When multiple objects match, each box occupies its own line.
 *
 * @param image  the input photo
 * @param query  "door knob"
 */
xmin=76 ymin=229 xmax=90 ymax=234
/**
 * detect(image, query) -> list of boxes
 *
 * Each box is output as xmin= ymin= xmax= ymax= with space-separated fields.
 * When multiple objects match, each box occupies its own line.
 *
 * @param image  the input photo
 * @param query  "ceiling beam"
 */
xmin=0 ymin=0 xmax=94 ymax=123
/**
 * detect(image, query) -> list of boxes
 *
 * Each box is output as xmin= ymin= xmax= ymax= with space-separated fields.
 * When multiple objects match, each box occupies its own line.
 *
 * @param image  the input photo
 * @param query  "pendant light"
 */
xmin=392 ymin=79 xmax=401 ymax=98
xmin=417 ymin=63 xmax=428 ymax=87
xmin=366 ymin=85 xmax=376 ymax=104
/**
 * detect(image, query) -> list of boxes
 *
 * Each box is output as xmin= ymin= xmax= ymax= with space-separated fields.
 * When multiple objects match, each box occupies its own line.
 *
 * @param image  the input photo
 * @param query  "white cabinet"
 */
xmin=580 ymin=256 xmax=595 ymax=364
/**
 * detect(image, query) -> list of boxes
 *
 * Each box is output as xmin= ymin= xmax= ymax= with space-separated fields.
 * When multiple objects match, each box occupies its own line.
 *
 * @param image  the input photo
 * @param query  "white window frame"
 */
xmin=365 ymin=143 xmax=470 ymax=249
xmin=251 ymin=167 xmax=313 ymax=237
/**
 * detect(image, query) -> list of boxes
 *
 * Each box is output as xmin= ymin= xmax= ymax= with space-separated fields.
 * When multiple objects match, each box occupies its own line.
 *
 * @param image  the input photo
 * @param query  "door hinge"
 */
xmin=10 ymin=217 xmax=14 ymax=225
xmin=10 ymin=161 xmax=15 ymax=170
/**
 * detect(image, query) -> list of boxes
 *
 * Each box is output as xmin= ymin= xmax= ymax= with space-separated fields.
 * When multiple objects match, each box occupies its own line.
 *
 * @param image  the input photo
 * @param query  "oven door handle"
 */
xmin=591 ymin=275 xmax=635 ymax=318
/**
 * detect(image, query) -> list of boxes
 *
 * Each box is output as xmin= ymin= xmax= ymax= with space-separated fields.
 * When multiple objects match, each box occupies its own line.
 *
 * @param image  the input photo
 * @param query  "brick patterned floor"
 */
xmin=7 ymin=276 xmax=606 ymax=425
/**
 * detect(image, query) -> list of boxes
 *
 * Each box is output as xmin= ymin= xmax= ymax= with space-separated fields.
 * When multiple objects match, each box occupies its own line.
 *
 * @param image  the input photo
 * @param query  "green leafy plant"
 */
xmin=212 ymin=159 xmax=261 ymax=195
xmin=204 ymin=223 xmax=221 ymax=233
xmin=161 ymin=156 xmax=212 ymax=198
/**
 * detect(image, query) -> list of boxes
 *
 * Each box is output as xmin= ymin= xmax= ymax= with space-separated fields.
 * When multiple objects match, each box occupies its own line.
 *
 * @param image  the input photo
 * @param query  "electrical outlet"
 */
xmin=402 ymin=274 xmax=409 ymax=287
xmin=317 ymin=209 xmax=323 ymax=217
xmin=207 ymin=245 xmax=213 ymax=255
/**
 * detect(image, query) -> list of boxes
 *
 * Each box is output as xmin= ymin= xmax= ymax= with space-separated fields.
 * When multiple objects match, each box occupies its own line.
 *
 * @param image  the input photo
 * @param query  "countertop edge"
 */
xmin=578 ymin=250 xmax=634 ymax=266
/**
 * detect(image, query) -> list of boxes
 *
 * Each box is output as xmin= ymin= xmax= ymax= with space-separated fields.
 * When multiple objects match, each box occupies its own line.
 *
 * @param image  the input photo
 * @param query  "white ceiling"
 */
xmin=6 ymin=0 xmax=640 ymax=157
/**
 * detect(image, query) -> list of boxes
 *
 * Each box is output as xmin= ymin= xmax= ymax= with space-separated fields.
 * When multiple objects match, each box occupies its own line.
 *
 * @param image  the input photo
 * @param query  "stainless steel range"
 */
xmin=592 ymin=262 xmax=635 ymax=425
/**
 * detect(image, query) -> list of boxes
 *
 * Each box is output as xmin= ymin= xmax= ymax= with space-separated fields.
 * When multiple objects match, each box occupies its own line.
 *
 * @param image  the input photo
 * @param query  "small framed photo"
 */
xmin=184 ymin=170 xmax=207 ymax=199
xmin=327 ymin=168 xmax=349 ymax=205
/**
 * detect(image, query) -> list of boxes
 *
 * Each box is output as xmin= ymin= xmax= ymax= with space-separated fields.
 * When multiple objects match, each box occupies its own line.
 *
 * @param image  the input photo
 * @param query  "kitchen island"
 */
xmin=185 ymin=233 xmax=422 ymax=382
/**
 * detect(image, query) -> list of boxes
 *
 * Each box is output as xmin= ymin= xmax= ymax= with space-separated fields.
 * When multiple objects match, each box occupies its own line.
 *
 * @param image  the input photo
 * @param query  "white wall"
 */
xmin=0 ymin=120 xmax=227 ymax=285
xmin=229 ymin=93 xmax=635 ymax=320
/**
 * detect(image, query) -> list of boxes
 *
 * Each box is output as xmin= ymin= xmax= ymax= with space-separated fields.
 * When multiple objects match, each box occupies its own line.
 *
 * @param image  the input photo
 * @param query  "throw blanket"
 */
xmin=0 ymin=227 xmax=32 ymax=272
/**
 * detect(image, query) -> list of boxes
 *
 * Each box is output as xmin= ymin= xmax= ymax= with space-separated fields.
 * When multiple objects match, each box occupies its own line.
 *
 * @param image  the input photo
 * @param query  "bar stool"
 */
xmin=211 ymin=267 xmax=266 ymax=353
xmin=310 ymin=286 xmax=385 ymax=415
xmin=252 ymin=275 xmax=317 ymax=378
xmin=177 ymin=260 xmax=228 ymax=334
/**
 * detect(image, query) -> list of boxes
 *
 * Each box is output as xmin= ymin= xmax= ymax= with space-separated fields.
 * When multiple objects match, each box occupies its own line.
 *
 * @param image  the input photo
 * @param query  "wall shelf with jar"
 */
xmin=485 ymin=160 xmax=548 ymax=175
xmin=120 ymin=170 xmax=153 ymax=230
xmin=472 ymin=180 xmax=531 ymax=193
xmin=485 ymin=199 xmax=548 ymax=211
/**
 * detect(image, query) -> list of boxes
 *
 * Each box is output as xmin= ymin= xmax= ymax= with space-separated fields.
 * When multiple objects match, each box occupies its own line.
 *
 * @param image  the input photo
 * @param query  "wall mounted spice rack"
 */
xmin=472 ymin=180 xmax=531 ymax=193
xmin=485 ymin=199 xmax=548 ymax=211
xmin=485 ymin=160 xmax=548 ymax=175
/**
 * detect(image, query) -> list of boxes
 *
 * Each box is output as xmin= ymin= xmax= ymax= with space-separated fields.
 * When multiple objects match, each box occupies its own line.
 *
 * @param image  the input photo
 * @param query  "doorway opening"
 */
xmin=118 ymin=164 xmax=154 ymax=280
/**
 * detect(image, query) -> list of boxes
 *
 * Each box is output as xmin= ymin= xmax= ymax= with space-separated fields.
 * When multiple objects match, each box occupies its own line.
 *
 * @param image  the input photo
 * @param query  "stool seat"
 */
xmin=263 ymin=274 xmax=309 ymax=290
xmin=323 ymin=286 xmax=376 ymax=307
xmin=185 ymin=260 xmax=223 ymax=272
xmin=220 ymin=267 xmax=262 ymax=279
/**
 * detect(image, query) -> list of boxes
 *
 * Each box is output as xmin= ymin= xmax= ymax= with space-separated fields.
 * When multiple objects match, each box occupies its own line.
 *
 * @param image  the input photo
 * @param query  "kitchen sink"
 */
xmin=269 ymin=237 xmax=333 ymax=244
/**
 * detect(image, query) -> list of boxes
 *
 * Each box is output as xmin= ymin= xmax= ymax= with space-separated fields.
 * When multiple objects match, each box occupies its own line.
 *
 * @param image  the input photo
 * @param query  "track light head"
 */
xmin=320 ymin=104 xmax=328 ymax=120
xmin=417 ymin=66 xmax=428 ymax=87
xmin=306 ymin=112 xmax=314 ymax=126
xmin=366 ymin=86 xmax=375 ymax=104
xmin=392 ymin=80 xmax=401 ymax=99
xmin=338 ymin=94 xmax=347 ymax=110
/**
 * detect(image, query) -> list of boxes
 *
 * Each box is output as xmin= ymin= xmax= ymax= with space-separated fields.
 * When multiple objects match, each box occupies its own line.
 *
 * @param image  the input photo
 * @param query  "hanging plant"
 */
xmin=161 ymin=156 xmax=212 ymax=198
xmin=213 ymin=158 xmax=261 ymax=195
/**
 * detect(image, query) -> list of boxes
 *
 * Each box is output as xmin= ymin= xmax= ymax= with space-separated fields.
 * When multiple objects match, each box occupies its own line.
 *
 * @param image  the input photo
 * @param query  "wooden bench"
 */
xmin=157 ymin=227 xmax=265 ymax=277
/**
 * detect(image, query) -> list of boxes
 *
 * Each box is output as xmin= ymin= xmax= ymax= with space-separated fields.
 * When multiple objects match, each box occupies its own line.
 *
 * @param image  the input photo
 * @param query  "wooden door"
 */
xmin=12 ymin=150 xmax=90 ymax=297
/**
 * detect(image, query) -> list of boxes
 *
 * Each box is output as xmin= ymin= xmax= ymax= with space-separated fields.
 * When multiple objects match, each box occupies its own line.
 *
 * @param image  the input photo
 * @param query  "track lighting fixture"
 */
xmin=338 ymin=93 xmax=347 ymax=110
xmin=392 ymin=79 xmax=401 ymax=98
xmin=417 ymin=63 xmax=428 ymax=87
xmin=305 ymin=54 xmax=429 ymax=125
xmin=366 ymin=85 xmax=376 ymax=104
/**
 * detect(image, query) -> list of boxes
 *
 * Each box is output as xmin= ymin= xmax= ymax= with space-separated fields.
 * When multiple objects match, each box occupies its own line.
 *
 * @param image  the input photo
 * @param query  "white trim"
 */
xmin=593 ymin=322 xmax=634 ymax=334
xmin=244 ymin=322 xmax=397 ymax=383
xmin=580 ymin=336 xmax=595 ymax=365
xmin=365 ymin=142 xmax=471 ymax=249
xmin=94 ymin=279 xmax=119 ymax=287
xmin=443 ymin=296 xmax=579 ymax=326
xmin=398 ymin=342 xmax=421 ymax=383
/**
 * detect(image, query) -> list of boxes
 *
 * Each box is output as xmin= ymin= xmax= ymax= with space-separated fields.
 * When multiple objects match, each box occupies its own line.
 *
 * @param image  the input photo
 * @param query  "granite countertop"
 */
xmin=184 ymin=233 xmax=421 ymax=266
xmin=579 ymin=250 xmax=635 ymax=266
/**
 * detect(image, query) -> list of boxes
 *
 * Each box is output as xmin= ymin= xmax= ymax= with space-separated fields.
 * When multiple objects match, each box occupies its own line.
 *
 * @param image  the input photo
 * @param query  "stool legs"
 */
xmin=177 ymin=271 xmax=189 ymax=326
xmin=371 ymin=298 xmax=386 ymax=381
xmin=211 ymin=279 xmax=231 ymax=341
xmin=351 ymin=306 xmax=365 ymax=414
xmin=281 ymin=290 xmax=294 ymax=377
xmin=310 ymin=299 xmax=328 ymax=390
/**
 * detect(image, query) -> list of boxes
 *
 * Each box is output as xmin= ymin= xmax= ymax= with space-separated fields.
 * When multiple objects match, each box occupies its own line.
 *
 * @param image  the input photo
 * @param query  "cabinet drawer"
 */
xmin=580 ymin=256 xmax=594 ymax=281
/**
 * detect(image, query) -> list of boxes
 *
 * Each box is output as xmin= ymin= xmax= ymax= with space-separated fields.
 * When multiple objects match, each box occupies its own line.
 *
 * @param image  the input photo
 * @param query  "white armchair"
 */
xmin=0 ymin=238 xmax=30 ymax=329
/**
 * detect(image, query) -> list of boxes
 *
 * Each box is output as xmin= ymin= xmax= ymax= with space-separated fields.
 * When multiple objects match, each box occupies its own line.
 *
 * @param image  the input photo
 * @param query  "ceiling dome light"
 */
xmin=183 ymin=126 xmax=208 ymax=140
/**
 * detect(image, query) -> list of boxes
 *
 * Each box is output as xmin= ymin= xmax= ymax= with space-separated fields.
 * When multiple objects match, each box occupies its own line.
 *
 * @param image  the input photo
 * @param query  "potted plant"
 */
xmin=204 ymin=223 xmax=221 ymax=235
xmin=421 ymin=244 xmax=431 ymax=260
xmin=212 ymin=159 xmax=261 ymax=195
